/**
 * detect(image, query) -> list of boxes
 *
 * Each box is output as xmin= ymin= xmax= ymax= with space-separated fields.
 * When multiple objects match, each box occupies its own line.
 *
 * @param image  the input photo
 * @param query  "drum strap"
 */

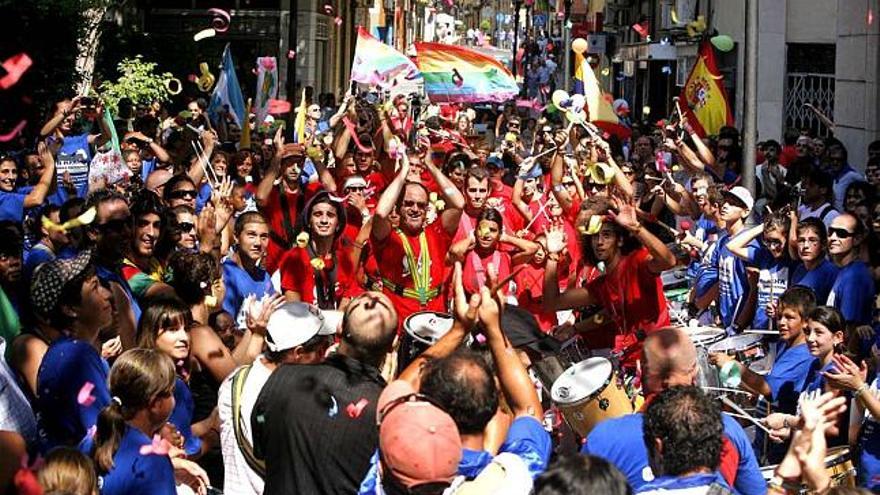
xmin=396 ymin=228 xmax=431 ymax=306
xmin=231 ymin=365 xmax=266 ymax=478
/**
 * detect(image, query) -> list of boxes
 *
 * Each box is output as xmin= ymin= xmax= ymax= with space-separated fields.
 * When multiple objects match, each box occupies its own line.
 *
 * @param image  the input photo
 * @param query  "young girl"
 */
xmin=90 ymin=349 xmax=178 ymax=495
xmin=788 ymin=217 xmax=839 ymax=303
xmin=725 ymin=212 xmax=795 ymax=329
xmin=136 ymin=298 xmax=217 ymax=459
xmin=38 ymin=447 xmax=98 ymax=495
xmin=447 ymin=208 xmax=539 ymax=297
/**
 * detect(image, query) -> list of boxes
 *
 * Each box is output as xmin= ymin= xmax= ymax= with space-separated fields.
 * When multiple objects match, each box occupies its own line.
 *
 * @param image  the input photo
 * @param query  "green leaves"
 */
xmin=98 ymin=55 xmax=173 ymax=115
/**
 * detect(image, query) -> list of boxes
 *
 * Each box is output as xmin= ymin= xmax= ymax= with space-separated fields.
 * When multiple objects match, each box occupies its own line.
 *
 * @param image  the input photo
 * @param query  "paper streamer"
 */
xmin=194 ymin=28 xmax=216 ymax=41
xmin=208 ymin=8 xmax=231 ymax=32
xmin=0 ymin=53 xmax=33 ymax=90
xmin=0 ymin=120 xmax=26 ymax=142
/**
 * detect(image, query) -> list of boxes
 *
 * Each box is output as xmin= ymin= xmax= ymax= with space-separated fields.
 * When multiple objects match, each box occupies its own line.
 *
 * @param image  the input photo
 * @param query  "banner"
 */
xmin=351 ymin=26 xmax=421 ymax=85
xmin=254 ymin=57 xmax=278 ymax=125
xmin=415 ymin=42 xmax=518 ymax=104
xmin=573 ymin=54 xmax=631 ymax=140
xmin=208 ymin=44 xmax=246 ymax=127
xmin=680 ymin=40 xmax=734 ymax=137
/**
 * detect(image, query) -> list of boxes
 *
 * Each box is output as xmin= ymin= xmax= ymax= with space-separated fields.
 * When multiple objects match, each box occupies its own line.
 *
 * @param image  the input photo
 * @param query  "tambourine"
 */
xmin=165 ymin=78 xmax=182 ymax=95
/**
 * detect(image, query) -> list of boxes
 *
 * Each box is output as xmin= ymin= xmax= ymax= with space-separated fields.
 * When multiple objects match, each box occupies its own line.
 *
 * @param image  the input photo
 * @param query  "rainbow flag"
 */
xmin=680 ymin=40 xmax=734 ymax=137
xmin=573 ymin=53 xmax=631 ymax=140
xmin=351 ymin=26 xmax=421 ymax=85
xmin=415 ymin=42 xmax=519 ymax=104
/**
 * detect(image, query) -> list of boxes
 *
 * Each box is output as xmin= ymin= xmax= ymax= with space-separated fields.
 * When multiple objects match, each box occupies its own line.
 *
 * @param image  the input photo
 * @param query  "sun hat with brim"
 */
xmin=30 ymin=250 xmax=93 ymax=318
xmin=265 ymin=302 xmax=335 ymax=352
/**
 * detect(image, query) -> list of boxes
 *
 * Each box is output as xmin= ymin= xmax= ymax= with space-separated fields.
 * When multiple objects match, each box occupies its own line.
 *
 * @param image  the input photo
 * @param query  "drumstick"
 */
xmin=719 ymin=395 xmax=774 ymax=435
xmin=522 ymin=200 xmax=550 ymax=232
xmin=490 ymin=266 xmax=525 ymax=295
xmin=744 ymin=329 xmax=780 ymax=335
xmin=803 ymin=103 xmax=835 ymax=132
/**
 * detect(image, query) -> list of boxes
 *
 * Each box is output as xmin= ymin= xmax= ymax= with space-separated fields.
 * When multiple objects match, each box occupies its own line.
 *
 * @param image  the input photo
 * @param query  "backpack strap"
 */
xmin=231 ymin=364 xmax=266 ymax=478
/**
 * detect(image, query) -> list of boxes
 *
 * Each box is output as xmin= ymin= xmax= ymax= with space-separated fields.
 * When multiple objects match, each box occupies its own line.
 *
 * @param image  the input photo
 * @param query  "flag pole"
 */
xmin=742 ymin=0 xmax=758 ymax=201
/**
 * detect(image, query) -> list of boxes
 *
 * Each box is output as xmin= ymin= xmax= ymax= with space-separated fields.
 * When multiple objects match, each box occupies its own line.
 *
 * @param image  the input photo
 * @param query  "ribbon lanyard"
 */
xmin=397 ymin=229 xmax=430 ymax=305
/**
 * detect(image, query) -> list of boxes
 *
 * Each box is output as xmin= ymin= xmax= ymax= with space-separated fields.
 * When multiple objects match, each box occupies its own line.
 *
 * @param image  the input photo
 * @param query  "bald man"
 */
xmin=581 ymin=328 xmax=766 ymax=495
xmin=144 ymin=168 xmax=173 ymax=197
xmin=252 ymin=292 xmax=398 ymax=494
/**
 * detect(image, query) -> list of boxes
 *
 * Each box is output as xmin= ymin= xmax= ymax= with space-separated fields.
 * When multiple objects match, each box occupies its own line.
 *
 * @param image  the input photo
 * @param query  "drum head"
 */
xmin=685 ymin=327 xmax=726 ymax=348
xmin=551 ymin=357 xmax=612 ymax=405
xmin=403 ymin=312 xmax=454 ymax=345
xmin=707 ymin=333 xmax=763 ymax=354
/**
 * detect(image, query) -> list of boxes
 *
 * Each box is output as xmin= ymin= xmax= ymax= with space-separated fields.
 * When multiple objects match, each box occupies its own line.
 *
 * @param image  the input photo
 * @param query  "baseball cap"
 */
xmin=378 ymin=380 xmax=461 ymax=489
xmin=265 ymin=302 xmax=335 ymax=352
xmin=280 ymin=143 xmax=306 ymax=160
xmin=486 ymin=153 xmax=504 ymax=169
xmin=30 ymin=250 xmax=93 ymax=317
xmin=722 ymin=186 xmax=754 ymax=212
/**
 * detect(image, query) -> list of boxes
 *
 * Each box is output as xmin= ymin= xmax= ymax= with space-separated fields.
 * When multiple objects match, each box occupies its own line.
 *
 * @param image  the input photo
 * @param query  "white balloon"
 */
xmin=570 ymin=94 xmax=586 ymax=112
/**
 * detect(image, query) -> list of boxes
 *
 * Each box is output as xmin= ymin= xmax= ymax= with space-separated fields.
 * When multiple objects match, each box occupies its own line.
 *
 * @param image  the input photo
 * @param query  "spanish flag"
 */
xmin=680 ymin=40 xmax=734 ymax=137
xmin=573 ymin=53 xmax=631 ymax=140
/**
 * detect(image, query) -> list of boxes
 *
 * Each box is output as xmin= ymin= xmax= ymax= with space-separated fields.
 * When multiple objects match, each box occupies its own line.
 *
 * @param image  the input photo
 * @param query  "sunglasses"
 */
xmin=402 ymin=199 xmax=428 ymax=210
xmin=95 ymin=216 xmax=132 ymax=232
xmin=376 ymin=393 xmax=446 ymax=426
xmin=177 ymin=221 xmax=196 ymax=233
xmin=828 ymin=227 xmax=855 ymax=239
xmin=345 ymin=186 xmax=366 ymax=192
xmin=168 ymin=189 xmax=198 ymax=200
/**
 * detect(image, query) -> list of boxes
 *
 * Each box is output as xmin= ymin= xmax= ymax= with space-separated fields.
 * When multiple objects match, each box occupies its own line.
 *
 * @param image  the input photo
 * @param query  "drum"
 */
xmin=685 ymin=327 xmax=727 ymax=389
xmin=708 ymin=334 xmax=767 ymax=366
xmin=760 ymin=446 xmax=856 ymax=492
xmin=531 ymin=337 xmax=591 ymax=393
xmin=551 ymin=357 xmax=633 ymax=437
xmin=398 ymin=312 xmax=455 ymax=369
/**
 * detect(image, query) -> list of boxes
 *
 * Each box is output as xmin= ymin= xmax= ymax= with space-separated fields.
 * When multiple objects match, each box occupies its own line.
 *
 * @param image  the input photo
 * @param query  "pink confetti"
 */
xmin=335 ymin=16 xmax=342 ymax=26
xmin=323 ymin=3 xmax=334 ymax=14
xmin=631 ymin=22 xmax=650 ymax=39
xmin=77 ymin=382 xmax=96 ymax=407
xmin=869 ymin=8 xmax=875 ymax=25
xmin=139 ymin=434 xmax=172 ymax=456
xmin=0 ymin=53 xmax=33 ymax=90
xmin=187 ymin=74 xmax=198 ymax=82
xmin=452 ymin=68 xmax=464 ymax=87
xmin=208 ymin=8 xmax=231 ymax=32
xmin=346 ymin=398 xmax=369 ymax=418
xmin=0 ymin=120 xmax=26 ymax=143
xmin=287 ymin=50 xmax=296 ymax=59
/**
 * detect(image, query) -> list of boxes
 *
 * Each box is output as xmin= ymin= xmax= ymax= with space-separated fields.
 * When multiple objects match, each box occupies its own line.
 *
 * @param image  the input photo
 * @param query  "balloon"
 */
xmin=571 ymin=38 xmax=588 ymax=54
xmin=570 ymin=94 xmax=585 ymax=112
xmin=551 ymin=90 xmax=570 ymax=109
xmin=710 ymin=34 xmax=734 ymax=52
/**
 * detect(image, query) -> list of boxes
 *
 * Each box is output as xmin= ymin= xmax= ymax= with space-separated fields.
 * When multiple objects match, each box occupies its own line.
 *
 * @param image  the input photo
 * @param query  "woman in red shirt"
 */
xmin=447 ymin=208 xmax=539 ymax=297
xmin=278 ymin=191 xmax=354 ymax=310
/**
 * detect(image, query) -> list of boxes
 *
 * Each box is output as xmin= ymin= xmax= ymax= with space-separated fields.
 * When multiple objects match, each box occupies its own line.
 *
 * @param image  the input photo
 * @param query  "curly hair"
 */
xmin=535 ymin=455 xmax=632 ymax=495
xmin=420 ymin=348 xmax=498 ymax=435
xmin=576 ymin=196 xmax=640 ymax=266
xmin=167 ymin=251 xmax=219 ymax=305
xmin=643 ymin=385 xmax=723 ymax=477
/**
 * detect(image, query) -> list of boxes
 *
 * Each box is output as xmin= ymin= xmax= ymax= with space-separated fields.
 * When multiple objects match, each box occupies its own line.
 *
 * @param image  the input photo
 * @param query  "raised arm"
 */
xmin=726 ymin=224 xmax=762 ymax=261
xmin=187 ymin=130 xmax=217 ymax=186
xmin=255 ymin=128 xmax=284 ymax=208
xmin=424 ymin=150 xmax=465 ymax=236
xmin=500 ymin=231 xmax=539 ymax=265
xmin=610 ymin=197 xmax=677 ymax=273
xmin=371 ymin=156 xmax=410 ymax=242
xmin=23 ymin=142 xmax=56 ymax=208
xmin=542 ymin=223 xmax=594 ymax=311
xmin=88 ymin=101 xmax=112 ymax=148
xmin=40 ymin=98 xmax=78 ymax=137
xmin=308 ymin=146 xmax=336 ymax=193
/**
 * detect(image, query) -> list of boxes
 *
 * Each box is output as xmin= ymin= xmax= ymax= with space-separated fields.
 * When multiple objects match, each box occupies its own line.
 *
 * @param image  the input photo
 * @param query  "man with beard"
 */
xmin=371 ymin=150 xmax=464 ymax=321
xmin=120 ymin=191 xmax=175 ymax=304
xmin=222 ymin=211 xmax=276 ymax=327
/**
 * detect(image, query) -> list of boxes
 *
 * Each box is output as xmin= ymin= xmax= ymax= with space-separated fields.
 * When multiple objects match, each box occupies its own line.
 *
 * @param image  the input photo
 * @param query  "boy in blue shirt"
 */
xmin=712 ymin=186 xmax=759 ymax=333
xmin=222 ymin=211 xmax=276 ymax=326
xmin=0 ymin=143 xmax=56 ymax=223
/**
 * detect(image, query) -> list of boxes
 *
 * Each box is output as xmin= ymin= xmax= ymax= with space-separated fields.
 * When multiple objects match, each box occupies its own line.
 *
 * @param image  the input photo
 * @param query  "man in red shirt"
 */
xmin=371 ymin=150 xmax=464 ymax=323
xmin=542 ymin=196 xmax=676 ymax=368
xmin=255 ymin=132 xmax=334 ymax=273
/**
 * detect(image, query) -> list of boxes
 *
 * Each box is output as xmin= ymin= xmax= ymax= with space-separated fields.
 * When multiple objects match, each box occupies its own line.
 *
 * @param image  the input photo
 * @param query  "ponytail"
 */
xmin=92 ymin=398 xmax=127 ymax=473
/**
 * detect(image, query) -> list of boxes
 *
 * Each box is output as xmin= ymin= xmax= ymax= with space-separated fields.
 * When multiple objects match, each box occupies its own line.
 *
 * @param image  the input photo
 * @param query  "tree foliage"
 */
xmin=98 ymin=56 xmax=174 ymax=114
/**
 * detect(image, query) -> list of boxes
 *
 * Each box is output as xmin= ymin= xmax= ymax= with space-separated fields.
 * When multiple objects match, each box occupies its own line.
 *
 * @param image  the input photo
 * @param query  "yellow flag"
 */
xmin=680 ymin=41 xmax=733 ymax=137
xmin=293 ymin=89 xmax=307 ymax=144
xmin=239 ymin=98 xmax=252 ymax=149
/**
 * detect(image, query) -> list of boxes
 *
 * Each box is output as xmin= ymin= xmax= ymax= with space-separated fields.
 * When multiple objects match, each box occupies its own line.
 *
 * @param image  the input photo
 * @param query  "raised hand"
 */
xmin=545 ymin=222 xmax=566 ymax=255
xmin=823 ymin=354 xmax=868 ymax=392
xmin=244 ymin=294 xmax=286 ymax=336
xmin=272 ymin=126 xmax=285 ymax=158
xmin=608 ymin=196 xmax=640 ymax=233
xmin=452 ymin=261 xmax=480 ymax=329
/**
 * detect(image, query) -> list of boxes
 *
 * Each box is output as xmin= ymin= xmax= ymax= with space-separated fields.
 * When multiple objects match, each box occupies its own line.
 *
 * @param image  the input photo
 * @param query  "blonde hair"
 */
xmin=38 ymin=447 xmax=99 ymax=495
xmin=92 ymin=349 xmax=176 ymax=473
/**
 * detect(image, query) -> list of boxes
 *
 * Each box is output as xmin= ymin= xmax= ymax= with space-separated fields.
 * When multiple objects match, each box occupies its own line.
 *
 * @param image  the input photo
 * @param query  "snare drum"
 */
xmin=398 ymin=312 xmax=454 ymax=369
xmin=531 ymin=337 xmax=591 ymax=393
xmin=685 ymin=327 xmax=727 ymax=389
xmin=760 ymin=446 xmax=856 ymax=492
xmin=708 ymin=334 xmax=767 ymax=366
xmin=551 ymin=358 xmax=633 ymax=437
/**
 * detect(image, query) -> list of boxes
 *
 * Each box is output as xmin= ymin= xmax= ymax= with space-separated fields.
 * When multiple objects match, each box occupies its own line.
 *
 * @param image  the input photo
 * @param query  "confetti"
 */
xmin=346 ymin=398 xmax=369 ymax=418
xmin=0 ymin=53 xmax=33 ymax=90
xmin=0 ymin=120 xmax=26 ymax=143
xmin=670 ymin=8 xmax=679 ymax=24
xmin=869 ymin=8 xmax=875 ymax=25
xmin=287 ymin=50 xmax=296 ymax=59
xmin=77 ymin=382 xmax=96 ymax=407
xmin=208 ymin=7 xmax=231 ymax=32
xmin=586 ymin=215 xmax=603 ymax=235
xmin=310 ymin=258 xmax=326 ymax=271
xmin=323 ymin=3 xmax=334 ymax=14
xmin=139 ymin=434 xmax=172 ymax=456
xmin=328 ymin=396 xmax=338 ymax=417
xmin=631 ymin=21 xmax=650 ymax=39
xmin=196 ymin=62 xmax=215 ymax=92
xmin=601 ymin=68 xmax=610 ymax=76
xmin=661 ymin=66 xmax=672 ymax=75
xmin=194 ymin=28 xmax=216 ymax=41
xmin=334 ymin=16 xmax=343 ymax=26
xmin=296 ymin=232 xmax=310 ymax=248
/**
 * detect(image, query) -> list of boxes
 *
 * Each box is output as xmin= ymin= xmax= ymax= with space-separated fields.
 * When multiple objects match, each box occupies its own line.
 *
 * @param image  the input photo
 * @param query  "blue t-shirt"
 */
xmin=196 ymin=182 xmax=212 ymax=214
xmin=95 ymin=425 xmax=176 ymax=495
xmin=748 ymin=247 xmax=794 ymax=329
xmin=687 ymin=216 xmax=719 ymax=282
xmin=636 ymin=472 xmax=734 ymax=494
xmin=858 ymin=377 xmax=880 ymax=488
xmin=96 ymin=264 xmax=142 ymax=325
xmin=791 ymin=259 xmax=839 ymax=304
xmin=56 ymin=133 xmax=92 ymax=197
xmin=169 ymin=376 xmax=201 ymax=457
xmin=801 ymin=359 xmax=851 ymax=448
xmin=828 ymin=260 xmax=875 ymax=325
xmin=35 ymin=336 xmax=110 ymax=452
xmin=221 ymin=258 xmax=275 ymax=327
xmin=583 ymin=412 xmax=766 ymax=495
xmin=0 ymin=190 xmax=26 ymax=223
xmin=140 ymin=157 xmax=157 ymax=181
xmin=765 ymin=342 xmax=813 ymax=414
xmin=714 ymin=231 xmax=759 ymax=327
xmin=694 ymin=241 xmax=719 ymax=298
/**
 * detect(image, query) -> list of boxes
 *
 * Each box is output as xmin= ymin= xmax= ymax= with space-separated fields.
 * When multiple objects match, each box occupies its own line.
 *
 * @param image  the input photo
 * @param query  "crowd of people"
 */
xmin=0 ymin=74 xmax=879 ymax=495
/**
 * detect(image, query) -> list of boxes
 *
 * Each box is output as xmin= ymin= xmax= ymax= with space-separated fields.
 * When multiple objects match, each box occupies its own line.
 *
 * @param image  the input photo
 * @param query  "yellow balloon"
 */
xmin=571 ymin=38 xmax=588 ymax=54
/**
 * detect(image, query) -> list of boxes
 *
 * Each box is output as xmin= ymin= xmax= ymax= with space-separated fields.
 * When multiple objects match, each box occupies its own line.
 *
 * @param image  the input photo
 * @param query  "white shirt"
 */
xmin=218 ymin=356 xmax=274 ymax=495
xmin=797 ymin=202 xmax=839 ymax=229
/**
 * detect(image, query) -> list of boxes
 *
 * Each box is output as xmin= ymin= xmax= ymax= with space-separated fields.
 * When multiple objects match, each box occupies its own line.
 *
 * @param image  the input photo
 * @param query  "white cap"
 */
xmin=723 ymin=186 xmax=755 ymax=212
xmin=265 ymin=302 xmax=336 ymax=352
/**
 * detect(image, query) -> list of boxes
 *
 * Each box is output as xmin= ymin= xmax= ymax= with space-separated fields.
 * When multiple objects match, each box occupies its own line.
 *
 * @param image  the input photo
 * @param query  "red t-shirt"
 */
xmin=278 ymin=241 xmax=355 ymax=308
xmin=262 ymin=182 xmax=322 ymax=273
xmin=461 ymin=249 xmax=512 ymax=296
xmin=514 ymin=262 xmax=558 ymax=332
xmin=583 ymin=247 xmax=669 ymax=365
xmin=372 ymin=222 xmax=452 ymax=323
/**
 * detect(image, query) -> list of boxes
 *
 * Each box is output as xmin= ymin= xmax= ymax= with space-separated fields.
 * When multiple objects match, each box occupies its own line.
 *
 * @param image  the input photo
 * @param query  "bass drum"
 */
xmin=398 ymin=312 xmax=455 ymax=370
xmin=551 ymin=358 xmax=633 ymax=437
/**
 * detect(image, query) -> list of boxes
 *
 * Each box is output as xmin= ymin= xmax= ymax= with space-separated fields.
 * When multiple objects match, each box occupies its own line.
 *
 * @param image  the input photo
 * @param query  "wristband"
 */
xmin=855 ymin=383 xmax=869 ymax=398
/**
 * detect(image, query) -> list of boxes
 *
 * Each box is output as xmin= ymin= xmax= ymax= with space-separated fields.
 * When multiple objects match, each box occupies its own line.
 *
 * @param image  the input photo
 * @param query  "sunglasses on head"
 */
xmin=828 ymin=227 xmax=855 ymax=239
xmin=169 ymin=189 xmax=198 ymax=200
xmin=95 ymin=215 xmax=132 ymax=232
xmin=177 ymin=221 xmax=196 ymax=233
